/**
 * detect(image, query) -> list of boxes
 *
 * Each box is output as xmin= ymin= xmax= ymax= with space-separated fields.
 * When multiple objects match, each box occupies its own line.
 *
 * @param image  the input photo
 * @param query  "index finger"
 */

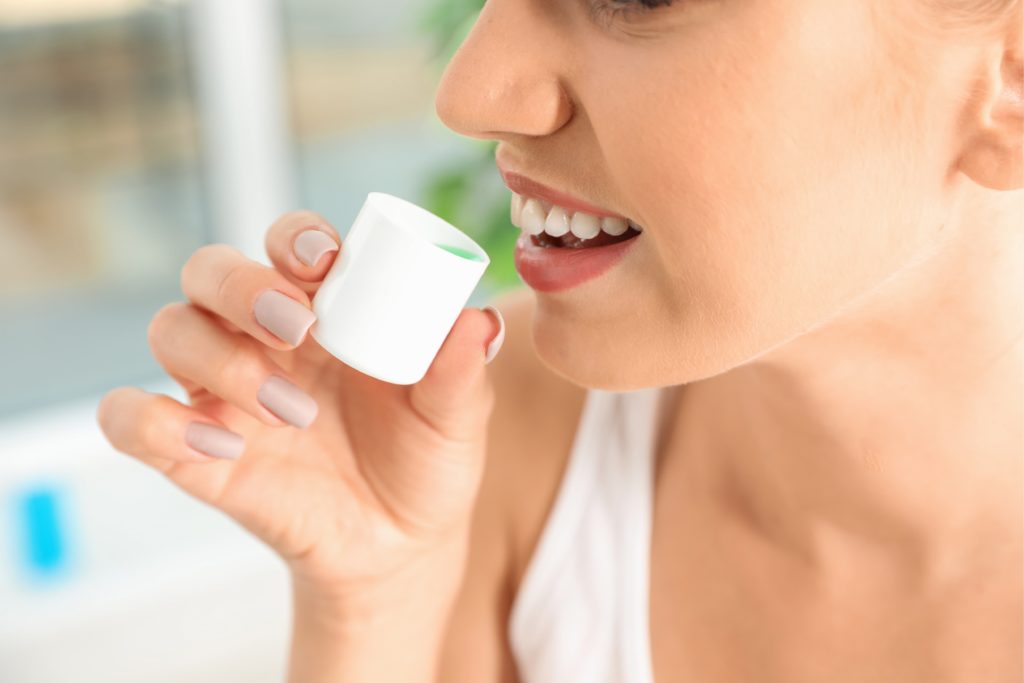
xmin=265 ymin=210 xmax=343 ymax=296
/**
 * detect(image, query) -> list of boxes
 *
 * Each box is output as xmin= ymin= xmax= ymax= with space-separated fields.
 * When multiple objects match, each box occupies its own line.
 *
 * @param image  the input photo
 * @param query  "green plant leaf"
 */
xmin=418 ymin=0 xmax=517 ymax=293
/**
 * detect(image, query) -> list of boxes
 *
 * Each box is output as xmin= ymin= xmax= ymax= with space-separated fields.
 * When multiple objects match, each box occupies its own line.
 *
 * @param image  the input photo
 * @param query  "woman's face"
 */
xmin=435 ymin=0 xmax=980 ymax=390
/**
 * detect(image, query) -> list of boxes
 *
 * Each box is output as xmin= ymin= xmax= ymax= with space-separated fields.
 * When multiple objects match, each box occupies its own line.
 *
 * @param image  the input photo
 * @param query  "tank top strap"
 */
xmin=508 ymin=386 xmax=666 ymax=683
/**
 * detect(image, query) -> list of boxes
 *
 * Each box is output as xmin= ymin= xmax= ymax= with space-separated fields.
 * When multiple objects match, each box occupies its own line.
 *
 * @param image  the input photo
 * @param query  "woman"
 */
xmin=96 ymin=0 xmax=1023 ymax=680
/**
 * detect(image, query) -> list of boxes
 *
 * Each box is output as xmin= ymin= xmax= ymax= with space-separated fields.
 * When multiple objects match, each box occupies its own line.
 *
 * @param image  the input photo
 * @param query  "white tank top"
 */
xmin=508 ymin=386 xmax=671 ymax=683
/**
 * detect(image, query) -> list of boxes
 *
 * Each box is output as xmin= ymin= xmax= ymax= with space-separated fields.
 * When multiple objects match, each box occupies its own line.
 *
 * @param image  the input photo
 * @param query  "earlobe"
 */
xmin=958 ymin=44 xmax=1024 ymax=191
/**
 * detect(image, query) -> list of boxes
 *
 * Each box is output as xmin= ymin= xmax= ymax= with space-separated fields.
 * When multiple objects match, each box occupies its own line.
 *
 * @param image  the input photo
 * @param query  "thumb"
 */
xmin=407 ymin=305 xmax=506 ymax=443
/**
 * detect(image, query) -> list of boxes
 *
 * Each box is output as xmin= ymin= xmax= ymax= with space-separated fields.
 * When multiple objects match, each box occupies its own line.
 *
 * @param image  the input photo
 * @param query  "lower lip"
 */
xmin=513 ymin=232 xmax=641 ymax=293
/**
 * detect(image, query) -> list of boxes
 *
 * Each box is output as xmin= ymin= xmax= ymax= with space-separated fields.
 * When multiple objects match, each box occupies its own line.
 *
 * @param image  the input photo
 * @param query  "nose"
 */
xmin=434 ymin=0 xmax=574 ymax=141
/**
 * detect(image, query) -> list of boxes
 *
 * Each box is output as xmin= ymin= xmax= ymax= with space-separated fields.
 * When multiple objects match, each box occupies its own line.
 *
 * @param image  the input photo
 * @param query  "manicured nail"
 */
xmin=293 ymin=229 xmax=339 ymax=267
xmin=185 ymin=422 xmax=245 ymax=460
xmin=253 ymin=290 xmax=316 ymax=346
xmin=481 ymin=305 xmax=505 ymax=365
xmin=257 ymin=375 xmax=319 ymax=428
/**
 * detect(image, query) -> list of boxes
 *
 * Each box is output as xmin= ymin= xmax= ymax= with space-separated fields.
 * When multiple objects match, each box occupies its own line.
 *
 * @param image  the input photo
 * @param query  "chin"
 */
xmin=530 ymin=306 xmax=756 ymax=391
xmin=529 ymin=314 xmax=666 ymax=392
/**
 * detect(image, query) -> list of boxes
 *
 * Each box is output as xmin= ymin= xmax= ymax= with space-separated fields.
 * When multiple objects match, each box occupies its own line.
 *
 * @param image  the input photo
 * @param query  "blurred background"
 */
xmin=0 ymin=0 xmax=515 ymax=680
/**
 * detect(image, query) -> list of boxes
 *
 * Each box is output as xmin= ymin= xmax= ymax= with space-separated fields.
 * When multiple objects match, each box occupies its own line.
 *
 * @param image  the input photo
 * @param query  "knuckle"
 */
xmin=271 ymin=210 xmax=304 ymax=227
xmin=215 ymin=259 xmax=248 ymax=307
xmin=267 ymin=210 xmax=333 ymax=250
xmin=135 ymin=395 xmax=167 ymax=450
xmin=408 ymin=386 xmax=476 ymax=446
xmin=180 ymin=243 xmax=237 ymax=297
xmin=211 ymin=341 xmax=252 ymax=390
xmin=95 ymin=388 xmax=122 ymax=437
xmin=195 ymin=242 xmax=234 ymax=263
xmin=147 ymin=302 xmax=187 ymax=350
xmin=180 ymin=244 xmax=212 ymax=292
xmin=272 ymin=209 xmax=322 ymax=232
xmin=96 ymin=387 xmax=144 ymax=451
xmin=267 ymin=212 xmax=300 ymax=245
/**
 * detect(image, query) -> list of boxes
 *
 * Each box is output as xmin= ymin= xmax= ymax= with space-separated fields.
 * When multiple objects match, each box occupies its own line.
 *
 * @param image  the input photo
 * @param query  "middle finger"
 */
xmin=148 ymin=302 xmax=319 ymax=429
xmin=181 ymin=243 xmax=317 ymax=350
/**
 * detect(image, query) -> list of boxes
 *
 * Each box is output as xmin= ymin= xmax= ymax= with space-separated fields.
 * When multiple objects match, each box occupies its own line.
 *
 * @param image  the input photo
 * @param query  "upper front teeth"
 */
xmin=570 ymin=211 xmax=600 ymax=239
xmin=517 ymin=196 xmax=546 ymax=236
xmin=545 ymin=206 xmax=571 ymax=237
xmin=510 ymin=192 xmax=641 ymax=240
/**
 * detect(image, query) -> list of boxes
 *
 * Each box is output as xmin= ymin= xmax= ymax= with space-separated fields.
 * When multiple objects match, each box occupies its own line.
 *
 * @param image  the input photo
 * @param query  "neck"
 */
xmin=673 ymin=186 xmax=1023 ymax=584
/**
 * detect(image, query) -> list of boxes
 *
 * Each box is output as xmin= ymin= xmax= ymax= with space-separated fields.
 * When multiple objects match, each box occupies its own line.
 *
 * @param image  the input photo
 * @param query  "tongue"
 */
xmin=536 ymin=227 xmax=640 ymax=249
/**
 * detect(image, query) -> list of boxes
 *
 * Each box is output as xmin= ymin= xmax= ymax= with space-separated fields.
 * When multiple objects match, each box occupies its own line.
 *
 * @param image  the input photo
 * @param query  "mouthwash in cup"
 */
xmin=434 ymin=242 xmax=486 ymax=261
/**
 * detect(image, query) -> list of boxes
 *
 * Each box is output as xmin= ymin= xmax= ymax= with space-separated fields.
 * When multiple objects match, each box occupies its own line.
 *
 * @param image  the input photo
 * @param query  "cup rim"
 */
xmin=366 ymin=192 xmax=490 ymax=264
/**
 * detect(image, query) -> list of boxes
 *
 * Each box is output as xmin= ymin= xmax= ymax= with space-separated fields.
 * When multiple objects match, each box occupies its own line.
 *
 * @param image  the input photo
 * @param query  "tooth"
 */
xmin=627 ymin=219 xmax=643 ymax=232
xmin=520 ymin=199 xmax=547 ymax=235
xmin=510 ymin=193 xmax=524 ymax=227
xmin=570 ymin=211 xmax=601 ymax=239
xmin=601 ymin=217 xmax=628 ymax=236
xmin=544 ymin=206 xmax=571 ymax=237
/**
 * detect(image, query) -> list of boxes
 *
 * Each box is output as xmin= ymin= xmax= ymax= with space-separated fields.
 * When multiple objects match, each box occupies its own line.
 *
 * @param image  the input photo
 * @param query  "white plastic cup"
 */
xmin=309 ymin=192 xmax=491 ymax=385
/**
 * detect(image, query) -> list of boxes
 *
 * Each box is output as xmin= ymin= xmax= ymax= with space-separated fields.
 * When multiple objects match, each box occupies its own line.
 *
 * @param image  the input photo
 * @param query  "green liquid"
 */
xmin=435 ymin=242 xmax=483 ymax=261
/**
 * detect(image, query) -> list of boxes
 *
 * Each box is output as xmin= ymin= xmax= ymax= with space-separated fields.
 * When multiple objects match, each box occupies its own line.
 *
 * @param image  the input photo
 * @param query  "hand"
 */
xmin=96 ymin=210 xmax=505 ymax=597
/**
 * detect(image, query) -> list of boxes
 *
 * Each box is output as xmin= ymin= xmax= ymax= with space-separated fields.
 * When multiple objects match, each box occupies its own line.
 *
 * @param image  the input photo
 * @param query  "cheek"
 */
xmin=587 ymin=1 xmax=944 ymax=371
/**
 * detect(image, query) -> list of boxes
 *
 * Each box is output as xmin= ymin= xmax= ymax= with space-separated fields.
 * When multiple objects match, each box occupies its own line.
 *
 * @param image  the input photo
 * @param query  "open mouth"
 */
xmin=531 ymin=227 xmax=642 ymax=249
xmin=510 ymin=192 xmax=643 ymax=250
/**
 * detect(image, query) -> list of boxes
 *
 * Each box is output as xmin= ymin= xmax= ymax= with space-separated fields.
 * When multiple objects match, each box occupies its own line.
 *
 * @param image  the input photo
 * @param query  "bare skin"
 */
xmin=643 ymin=195 xmax=1022 ymax=682
xmin=435 ymin=0 xmax=1023 ymax=681
xmin=97 ymin=0 xmax=1022 ymax=681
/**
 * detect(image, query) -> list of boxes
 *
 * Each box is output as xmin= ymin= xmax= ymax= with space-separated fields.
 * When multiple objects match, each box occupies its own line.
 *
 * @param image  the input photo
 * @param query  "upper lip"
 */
xmin=496 ymin=160 xmax=632 ymax=222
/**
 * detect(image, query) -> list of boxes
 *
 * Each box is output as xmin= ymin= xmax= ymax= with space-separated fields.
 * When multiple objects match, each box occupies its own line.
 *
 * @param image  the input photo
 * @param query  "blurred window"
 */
xmin=0 ymin=0 xmax=504 ymax=422
xmin=279 ymin=0 xmax=506 ymax=289
xmin=0 ymin=0 xmax=209 ymax=418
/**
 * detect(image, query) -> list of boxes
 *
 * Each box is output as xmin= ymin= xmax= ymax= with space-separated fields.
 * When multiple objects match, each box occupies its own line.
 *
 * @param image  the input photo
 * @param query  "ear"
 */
xmin=958 ymin=25 xmax=1024 ymax=191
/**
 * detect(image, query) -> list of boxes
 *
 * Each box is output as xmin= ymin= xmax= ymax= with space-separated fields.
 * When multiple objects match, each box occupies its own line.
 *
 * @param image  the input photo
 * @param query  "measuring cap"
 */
xmin=310 ymin=192 xmax=490 ymax=385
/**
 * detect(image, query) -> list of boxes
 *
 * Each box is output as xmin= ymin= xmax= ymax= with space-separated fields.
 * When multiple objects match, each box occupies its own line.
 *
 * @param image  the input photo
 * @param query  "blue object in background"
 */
xmin=12 ymin=482 xmax=74 ymax=583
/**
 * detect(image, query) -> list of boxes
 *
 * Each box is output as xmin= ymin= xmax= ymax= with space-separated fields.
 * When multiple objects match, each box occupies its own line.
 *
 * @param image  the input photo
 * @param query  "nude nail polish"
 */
xmin=257 ymin=375 xmax=319 ymax=428
xmin=482 ymin=305 xmax=505 ymax=364
xmin=294 ymin=229 xmax=339 ymax=267
xmin=253 ymin=290 xmax=316 ymax=346
xmin=185 ymin=422 xmax=245 ymax=460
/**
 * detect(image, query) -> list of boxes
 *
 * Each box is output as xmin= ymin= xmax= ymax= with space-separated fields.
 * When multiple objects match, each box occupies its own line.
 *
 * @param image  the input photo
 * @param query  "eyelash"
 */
xmin=589 ymin=0 xmax=677 ymax=23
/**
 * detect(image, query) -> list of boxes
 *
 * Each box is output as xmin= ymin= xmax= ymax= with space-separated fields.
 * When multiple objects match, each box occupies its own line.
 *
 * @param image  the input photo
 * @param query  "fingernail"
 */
xmin=253 ymin=290 xmax=316 ymax=346
xmin=293 ymin=229 xmax=339 ymax=267
xmin=257 ymin=375 xmax=319 ymax=428
xmin=481 ymin=305 xmax=505 ymax=365
xmin=185 ymin=422 xmax=245 ymax=460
